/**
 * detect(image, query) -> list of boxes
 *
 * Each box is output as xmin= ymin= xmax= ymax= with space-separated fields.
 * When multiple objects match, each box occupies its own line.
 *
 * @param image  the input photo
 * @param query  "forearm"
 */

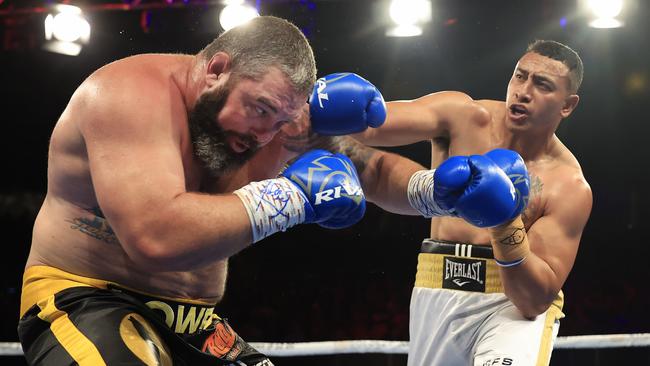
xmin=311 ymin=136 xmax=426 ymax=215
xmin=361 ymin=150 xmax=424 ymax=215
xmin=489 ymin=217 xmax=562 ymax=318
xmin=119 ymin=192 xmax=253 ymax=272
xmin=499 ymin=255 xmax=562 ymax=318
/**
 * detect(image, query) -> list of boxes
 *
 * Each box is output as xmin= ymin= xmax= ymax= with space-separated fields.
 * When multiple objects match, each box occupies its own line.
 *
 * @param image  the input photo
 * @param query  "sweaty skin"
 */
xmin=27 ymin=53 xmax=423 ymax=303
xmin=356 ymin=52 xmax=593 ymax=317
xmin=28 ymin=54 xmax=268 ymax=302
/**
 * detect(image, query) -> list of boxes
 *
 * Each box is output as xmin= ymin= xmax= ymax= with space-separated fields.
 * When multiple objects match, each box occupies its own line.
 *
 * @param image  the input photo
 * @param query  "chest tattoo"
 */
xmin=522 ymin=174 xmax=544 ymax=224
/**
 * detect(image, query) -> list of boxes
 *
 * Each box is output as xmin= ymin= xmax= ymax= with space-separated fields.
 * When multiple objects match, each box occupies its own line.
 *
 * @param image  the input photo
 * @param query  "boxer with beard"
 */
xmin=17 ymin=16 xmax=430 ymax=365
xmin=188 ymin=79 xmax=259 ymax=176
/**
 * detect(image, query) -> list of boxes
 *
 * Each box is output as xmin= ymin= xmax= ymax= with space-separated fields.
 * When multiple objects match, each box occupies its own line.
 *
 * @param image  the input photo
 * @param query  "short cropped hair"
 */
xmin=200 ymin=16 xmax=317 ymax=97
xmin=526 ymin=40 xmax=583 ymax=94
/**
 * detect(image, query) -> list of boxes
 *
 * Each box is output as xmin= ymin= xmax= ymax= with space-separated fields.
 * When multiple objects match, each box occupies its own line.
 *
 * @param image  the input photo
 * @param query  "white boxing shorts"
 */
xmin=408 ymin=239 xmax=564 ymax=366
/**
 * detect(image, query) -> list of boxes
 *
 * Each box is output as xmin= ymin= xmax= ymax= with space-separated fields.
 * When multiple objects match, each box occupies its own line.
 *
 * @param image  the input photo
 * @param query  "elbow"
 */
xmin=359 ymin=151 xmax=385 ymax=202
xmin=120 ymin=231 xmax=177 ymax=272
xmin=516 ymin=294 xmax=558 ymax=320
xmin=351 ymin=129 xmax=375 ymax=145
xmin=518 ymin=304 xmax=550 ymax=320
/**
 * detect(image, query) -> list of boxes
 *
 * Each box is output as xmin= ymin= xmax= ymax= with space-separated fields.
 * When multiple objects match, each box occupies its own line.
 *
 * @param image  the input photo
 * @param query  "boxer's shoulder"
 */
xmin=525 ymin=148 xmax=591 ymax=222
xmin=535 ymin=141 xmax=587 ymax=186
xmin=418 ymin=91 xmax=491 ymax=124
xmin=476 ymin=99 xmax=506 ymax=123
xmin=73 ymin=61 xmax=187 ymax=137
xmin=78 ymin=54 xmax=187 ymax=105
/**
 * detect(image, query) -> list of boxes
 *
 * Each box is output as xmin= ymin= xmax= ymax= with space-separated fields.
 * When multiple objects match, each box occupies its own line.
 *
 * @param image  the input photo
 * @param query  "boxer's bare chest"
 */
xmin=428 ymin=140 xmax=549 ymax=245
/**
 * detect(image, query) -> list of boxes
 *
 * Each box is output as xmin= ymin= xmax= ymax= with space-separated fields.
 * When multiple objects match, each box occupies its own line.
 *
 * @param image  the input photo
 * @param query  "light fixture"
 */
xmin=586 ymin=0 xmax=624 ymax=28
xmin=386 ymin=0 xmax=432 ymax=37
xmin=219 ymin=0 xmax=259 ymax=31
xmin=43 ymin=4 xmax=91 ymax=56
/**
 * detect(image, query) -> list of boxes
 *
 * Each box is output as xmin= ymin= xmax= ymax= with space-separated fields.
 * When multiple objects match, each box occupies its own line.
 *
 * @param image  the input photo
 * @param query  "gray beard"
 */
xmin=188 ymin=85 xmax=259 ymax=177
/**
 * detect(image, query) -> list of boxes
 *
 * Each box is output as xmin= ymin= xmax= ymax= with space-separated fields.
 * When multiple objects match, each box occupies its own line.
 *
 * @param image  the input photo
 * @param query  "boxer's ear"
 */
xmin=205 ymin=52 xmax=231 ymax=86
xmin=560 ymin=94 xmax=579 ymax=119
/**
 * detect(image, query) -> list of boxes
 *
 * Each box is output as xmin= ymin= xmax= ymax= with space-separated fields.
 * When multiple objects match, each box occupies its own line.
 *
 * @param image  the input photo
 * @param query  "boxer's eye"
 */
xmin=255 ymin=106 xmax=267 ymax=116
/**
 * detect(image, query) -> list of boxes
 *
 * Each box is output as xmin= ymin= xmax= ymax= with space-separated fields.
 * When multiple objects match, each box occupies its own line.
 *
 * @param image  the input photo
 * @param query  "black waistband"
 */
xmin=420 ymin=239 xmax=494 ymax=259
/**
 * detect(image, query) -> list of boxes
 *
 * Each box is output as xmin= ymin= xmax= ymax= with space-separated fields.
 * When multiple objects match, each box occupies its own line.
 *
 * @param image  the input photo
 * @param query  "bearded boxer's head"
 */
xmin=188 ymin=82 xmax=260 ymax=177
xmin=191 ymin=16 xmax=317 ymax=177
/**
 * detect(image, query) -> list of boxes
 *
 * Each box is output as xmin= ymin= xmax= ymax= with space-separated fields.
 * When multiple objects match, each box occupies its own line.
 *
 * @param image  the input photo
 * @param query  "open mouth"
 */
xmin=230 ymin=137 xmax=250 ymax=153
xmin=509 ymin=104 xmax=529 ymax=120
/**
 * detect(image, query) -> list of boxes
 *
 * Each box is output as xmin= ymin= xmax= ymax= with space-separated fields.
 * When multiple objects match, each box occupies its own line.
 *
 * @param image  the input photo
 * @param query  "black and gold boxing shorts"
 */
xmin=18 ymin=265 xmax=272 ymax=366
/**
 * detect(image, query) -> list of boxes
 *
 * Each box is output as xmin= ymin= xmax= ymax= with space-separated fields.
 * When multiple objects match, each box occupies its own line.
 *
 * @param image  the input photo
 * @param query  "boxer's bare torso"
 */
xmin=429 ymin=99 xmax=588 ymax=247
xmin=26 ymin=54 xmax=300 ymax=302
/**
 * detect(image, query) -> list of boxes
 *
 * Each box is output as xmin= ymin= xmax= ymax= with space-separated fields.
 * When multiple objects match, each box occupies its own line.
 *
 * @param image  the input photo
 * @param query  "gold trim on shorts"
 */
xmin=536 ymin=292 xmax=565 ymax=366
xmin=415 ymin=252 xmax=505 ymax=293
xmin=20 ymin=265 xmax=217 ymax=318
xmin=414 ymin=240 xmax=565 ymax=313
xmin=415 ymin=239 xmax=504 ymax=293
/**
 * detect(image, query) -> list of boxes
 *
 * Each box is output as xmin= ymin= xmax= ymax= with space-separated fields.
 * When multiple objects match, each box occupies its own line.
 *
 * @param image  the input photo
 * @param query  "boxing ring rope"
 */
xmin=2 ymin=334 xmax=650 ymax=356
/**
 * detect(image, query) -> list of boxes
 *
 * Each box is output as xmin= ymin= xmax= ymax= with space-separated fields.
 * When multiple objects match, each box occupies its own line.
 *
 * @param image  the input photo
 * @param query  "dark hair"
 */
xmin=200 ymin=16 xmax=317 ymax=97
xmin=526 ymin=40 xmax=583 ymax=93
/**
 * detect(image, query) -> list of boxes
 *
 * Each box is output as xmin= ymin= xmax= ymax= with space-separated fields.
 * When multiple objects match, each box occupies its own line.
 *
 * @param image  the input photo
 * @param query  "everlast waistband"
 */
xmin=415 ymin=239 xmax=504 ymax=293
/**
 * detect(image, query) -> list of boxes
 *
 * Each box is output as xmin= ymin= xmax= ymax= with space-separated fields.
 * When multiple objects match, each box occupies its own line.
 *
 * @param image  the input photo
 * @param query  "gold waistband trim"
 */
xmin=415 ymin=252 xmax=504 ymax=293
xmin=20 ymin=265 xmax=216 ymax=318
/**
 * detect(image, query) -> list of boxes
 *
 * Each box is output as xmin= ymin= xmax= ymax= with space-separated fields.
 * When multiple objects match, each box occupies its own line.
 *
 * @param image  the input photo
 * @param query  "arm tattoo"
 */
xmin=311 ymin=136 xmax=376 ymax=176
xmin=66 ymin=206 xmax=119 ymax=245
xmin=278 ymin=129 xmax=314 ymax=153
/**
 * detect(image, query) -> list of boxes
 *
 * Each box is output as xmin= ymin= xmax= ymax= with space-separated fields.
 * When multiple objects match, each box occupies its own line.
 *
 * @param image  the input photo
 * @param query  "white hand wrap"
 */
xmin=407 ymin=169 xmax=449 ymax=218
xmin=234 ymin=177 xmax=308 ymax=243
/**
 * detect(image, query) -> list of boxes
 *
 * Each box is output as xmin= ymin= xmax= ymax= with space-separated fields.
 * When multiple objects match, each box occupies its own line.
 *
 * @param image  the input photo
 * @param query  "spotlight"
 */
xmin=588 ymin=18 xmax=623 ymax=28
xmin=386 ymin=0 xmax=432 ymax=37
xmin=586 ymin=0 xmax=624 ymax=28
xmin=43 ymin=4 xmax=91 ymax=56
xmin=588 ymin=0 xmax=623 ymax=18
xmin=219 ymin=1 xmax=259 ymax=31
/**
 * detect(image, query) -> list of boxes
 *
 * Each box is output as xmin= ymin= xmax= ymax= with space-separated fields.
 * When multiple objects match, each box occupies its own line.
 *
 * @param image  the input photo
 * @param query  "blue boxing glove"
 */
xmin=281 ymin=149 xmax=366 ymax=228
xmin=407 ymin=156 xmax=471 ymax=218
xmin=450 ymin=155 xmax=520 ymax=228
xmin=309 ymin=73 xmax=386 ymax=135
xmin=432 ymin=156 xmax=472 ymax=213
xmin=234 ymin=149 xmax=366 ymax=242
xmin=485 ymin=148 xmax=530 ymax=220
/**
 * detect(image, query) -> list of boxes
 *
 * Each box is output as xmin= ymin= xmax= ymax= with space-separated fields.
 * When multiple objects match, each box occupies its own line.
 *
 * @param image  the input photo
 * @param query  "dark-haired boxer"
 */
xmin=355 ymin=40 xmax=593 ymax=366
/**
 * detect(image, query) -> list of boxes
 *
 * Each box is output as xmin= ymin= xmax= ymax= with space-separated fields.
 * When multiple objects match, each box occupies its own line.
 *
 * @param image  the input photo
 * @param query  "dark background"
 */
xmin=1 ymin=0 xmax=649 ymax=364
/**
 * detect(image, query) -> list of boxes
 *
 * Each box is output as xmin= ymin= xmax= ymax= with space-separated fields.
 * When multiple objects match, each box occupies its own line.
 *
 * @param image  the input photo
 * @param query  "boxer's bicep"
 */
xmin=354 ymin=91 xmax=483 ymax=147
xmin=79 ymin=89 xmax=186 ymax=248
xmin=527 ymin=178 xmax=592 ymax=289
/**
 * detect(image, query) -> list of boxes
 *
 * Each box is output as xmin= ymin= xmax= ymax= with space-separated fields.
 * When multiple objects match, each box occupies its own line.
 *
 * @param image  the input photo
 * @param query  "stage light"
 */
xmin=586 ymin=0 xmax=624 ymax=28
xmin=386 ymin=0 xmax=432 ymax=37
xmin=588 ymin=17 xmax=623 ymax=28
xmin=43 ymin=4 xmax=91 ymax=56
xmin=219 ymin=1 xmax=259 ymax=31
xmin=588 ymin=0 xmax=623 ymax=18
